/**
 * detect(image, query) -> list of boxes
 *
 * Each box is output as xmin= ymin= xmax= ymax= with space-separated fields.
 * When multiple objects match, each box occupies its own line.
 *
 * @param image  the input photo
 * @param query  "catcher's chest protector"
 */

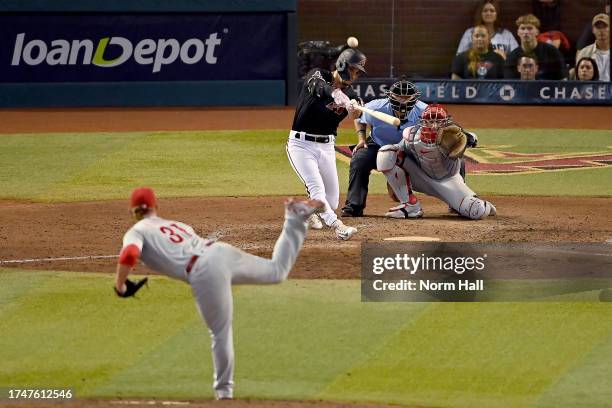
xmin=407 ymin=127 xmax=459 ymax=180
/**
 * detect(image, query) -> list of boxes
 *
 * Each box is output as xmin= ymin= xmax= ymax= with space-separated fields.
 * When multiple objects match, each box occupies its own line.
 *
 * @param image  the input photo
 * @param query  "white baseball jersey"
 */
xmin=402 ymin=126 xmax=460 ymax=181
xmin=122 ymin=216 xmax=212 ymax=281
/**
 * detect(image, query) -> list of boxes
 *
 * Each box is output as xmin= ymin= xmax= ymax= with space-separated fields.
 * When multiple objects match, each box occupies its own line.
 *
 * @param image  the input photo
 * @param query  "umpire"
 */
xmin=341 ymin=79 xmax=427 ymax=217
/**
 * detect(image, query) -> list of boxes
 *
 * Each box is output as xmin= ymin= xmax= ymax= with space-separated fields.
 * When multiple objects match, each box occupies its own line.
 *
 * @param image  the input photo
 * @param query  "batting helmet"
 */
xmin=335 ymin=48 xmax=367 ymax=81
xmin=385 ymin=79 xmax=420 ymax=120
xmin=419 ymin=104 xmax=452 ymax=144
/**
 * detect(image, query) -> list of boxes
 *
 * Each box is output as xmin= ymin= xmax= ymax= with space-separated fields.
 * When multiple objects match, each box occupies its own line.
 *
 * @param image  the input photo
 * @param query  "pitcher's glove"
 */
xmin=114 ymin=278 xmax=148 ymax=298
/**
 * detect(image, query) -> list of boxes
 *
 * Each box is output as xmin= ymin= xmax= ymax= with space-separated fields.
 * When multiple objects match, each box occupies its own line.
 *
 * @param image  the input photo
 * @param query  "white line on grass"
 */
xmin=0 ymin=255 xmax=118 ymax=264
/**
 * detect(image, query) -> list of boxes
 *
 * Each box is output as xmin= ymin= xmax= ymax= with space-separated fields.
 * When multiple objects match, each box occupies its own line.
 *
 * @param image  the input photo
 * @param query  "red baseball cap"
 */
xmin=130 ymin=187 xmax=157 ymax=210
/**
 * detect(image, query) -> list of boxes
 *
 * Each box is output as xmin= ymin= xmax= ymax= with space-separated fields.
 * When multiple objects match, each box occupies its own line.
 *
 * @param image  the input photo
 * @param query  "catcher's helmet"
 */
xmin=419 ymin=104 xmax=452 ymax=144
xmin=385 ymin=79 xmax=420 ymax=120
xmin=335 ymin=48 xmax=367 ymax=81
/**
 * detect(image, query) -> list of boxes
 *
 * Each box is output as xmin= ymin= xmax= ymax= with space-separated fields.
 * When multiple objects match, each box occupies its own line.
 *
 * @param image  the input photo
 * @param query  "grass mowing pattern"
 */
xmin=1 ymin=270 xmax=611 ymax=407
xmin=0 ymin=129 xmax=610 ymax=201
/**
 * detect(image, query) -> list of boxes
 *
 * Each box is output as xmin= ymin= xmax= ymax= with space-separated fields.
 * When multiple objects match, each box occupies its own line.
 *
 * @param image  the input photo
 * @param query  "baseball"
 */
xmin=347 ymin=36 xmax=358 ymax=48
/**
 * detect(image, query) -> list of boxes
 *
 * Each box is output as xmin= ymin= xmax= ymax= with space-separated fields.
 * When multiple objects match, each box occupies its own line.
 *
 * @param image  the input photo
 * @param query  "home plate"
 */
xmin=384 ymin=236 xmax=441 ymax=242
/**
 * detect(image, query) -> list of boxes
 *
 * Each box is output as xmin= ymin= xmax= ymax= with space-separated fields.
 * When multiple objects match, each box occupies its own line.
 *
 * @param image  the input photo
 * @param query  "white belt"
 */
xmin=289 ymin=130 xmax=335 ymax=144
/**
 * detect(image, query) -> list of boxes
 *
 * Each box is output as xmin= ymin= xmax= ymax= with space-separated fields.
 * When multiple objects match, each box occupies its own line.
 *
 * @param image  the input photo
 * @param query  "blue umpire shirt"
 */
xmin=358 ymin=99 xmax=428 ymax=146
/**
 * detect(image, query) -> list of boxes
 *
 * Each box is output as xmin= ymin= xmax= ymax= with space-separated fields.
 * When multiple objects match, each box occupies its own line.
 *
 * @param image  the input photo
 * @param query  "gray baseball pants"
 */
xmin=187 ymin=213 xmax=307 ymax=399
xmin=401 ymin=156 xmax=476 ymax=211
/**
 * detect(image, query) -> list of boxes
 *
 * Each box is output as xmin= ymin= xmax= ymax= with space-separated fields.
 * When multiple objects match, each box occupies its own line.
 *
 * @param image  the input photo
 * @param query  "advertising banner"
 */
xmin=0 ymin=13 xmax=287 ymax=82
xmin=347 ymin=79 xmax=612 ymax=105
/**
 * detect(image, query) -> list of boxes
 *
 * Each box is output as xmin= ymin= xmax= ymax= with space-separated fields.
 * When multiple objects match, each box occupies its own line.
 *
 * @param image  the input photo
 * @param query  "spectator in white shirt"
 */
xmin=576 ymin=13 xmax=610 ymax=81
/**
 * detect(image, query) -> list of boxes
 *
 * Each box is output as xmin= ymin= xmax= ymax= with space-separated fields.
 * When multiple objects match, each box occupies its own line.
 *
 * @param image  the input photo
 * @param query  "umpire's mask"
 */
xmin=386 ymin=80 xmax=420 ymax=121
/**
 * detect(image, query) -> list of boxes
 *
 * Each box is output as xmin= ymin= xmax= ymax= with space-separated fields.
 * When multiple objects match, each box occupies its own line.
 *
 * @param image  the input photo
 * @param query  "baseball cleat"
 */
xmin=285 ymin=198 xmax=325 ymax=219
xmin=307 ymin=213 xmax=324 ymax=230
xmin=331 ymin=219 xmax=357 ymax=240
xmin=486 ymin=201 xmax=497 ymax=217
xmin=341 ymin=206 xmax=363 ymax=217
xmin=385 ymin=202 xmax=423 ymax=219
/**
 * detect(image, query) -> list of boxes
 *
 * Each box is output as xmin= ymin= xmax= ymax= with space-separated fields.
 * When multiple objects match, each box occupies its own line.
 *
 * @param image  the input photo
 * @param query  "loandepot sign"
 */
xmin=11 ymin=33 xmax=223 ymax=73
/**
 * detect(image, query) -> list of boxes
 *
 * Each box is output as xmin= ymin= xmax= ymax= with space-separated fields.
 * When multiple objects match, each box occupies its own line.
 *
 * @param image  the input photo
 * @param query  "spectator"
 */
xmin=532 ymin=0 xmax=562 ymax=32
xmin=576 ymin=14 xmax=610 ymax=82
xmin=452 ymin=25 xmax=505 ymax=79
xmin=576 ymin=1 xmax=609 ymax=52
xmin=504 ymin=14 xmax=566 ymax=80
xmin=456 ymin=0 xmax=518 ymax=59
xmin=537 ymin=30 xmax=572 ymax=63
xmin=573 ymin=57 xmax=600 ymax=81
xmin=517 ymin=55 xmax=539 ymax=80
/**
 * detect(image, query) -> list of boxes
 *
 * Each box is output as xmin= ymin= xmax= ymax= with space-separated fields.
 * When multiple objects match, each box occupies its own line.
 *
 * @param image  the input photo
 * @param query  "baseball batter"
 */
xmin=341 ymin=79 xmax=427 ymax=217
xmin=376 ymin=104 xmax=496 ymax=219
xmin=114 ymin=187 xmax=324 ymax=400
xmin=286 ymin=47 xmax=367 ymax=240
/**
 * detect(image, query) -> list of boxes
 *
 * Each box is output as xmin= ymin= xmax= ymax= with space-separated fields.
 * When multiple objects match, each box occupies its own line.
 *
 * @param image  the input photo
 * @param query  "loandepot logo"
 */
xmin=11 ymin=32 xmax=223 ymax=73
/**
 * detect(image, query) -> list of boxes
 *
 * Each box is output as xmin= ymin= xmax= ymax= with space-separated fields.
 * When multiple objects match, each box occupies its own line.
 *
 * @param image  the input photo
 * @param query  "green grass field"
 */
xmin=2 ymin=270 xmax=612 ymax=408
xmin=0 ymin=129 xmax=610 ymax=202
xmin=1 ymin=128 xmax=611 ymax=407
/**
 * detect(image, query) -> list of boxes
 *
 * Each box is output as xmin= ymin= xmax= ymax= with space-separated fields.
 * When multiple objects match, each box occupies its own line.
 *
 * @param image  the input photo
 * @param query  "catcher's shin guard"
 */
xmin=377 ymin=145 xmax=411 ymax=204
xmin=382 ymin=166 xmax=411 ymax=204
xmin=376 ymin=144 xmax=401 ymax=172
xmin=458 ymin=196 xmax=496 ymax=219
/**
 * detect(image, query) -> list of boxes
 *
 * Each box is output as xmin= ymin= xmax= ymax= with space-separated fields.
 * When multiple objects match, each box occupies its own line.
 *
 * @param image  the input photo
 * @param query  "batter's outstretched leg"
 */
xmin=286 ymin=141 xmax=336 ymax=225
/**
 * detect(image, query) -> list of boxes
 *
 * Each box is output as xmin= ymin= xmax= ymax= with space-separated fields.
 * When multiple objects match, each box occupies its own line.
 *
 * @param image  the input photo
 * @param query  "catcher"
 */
xmin=376 ymin=104 xmax=496 ymax=219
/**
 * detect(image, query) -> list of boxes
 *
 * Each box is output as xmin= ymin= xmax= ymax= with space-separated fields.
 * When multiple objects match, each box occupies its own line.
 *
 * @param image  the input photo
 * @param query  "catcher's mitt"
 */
xmin=114 ymin=277 xmax=148 ymax=298
xmin=438 ymin=125 xmax=467 ymax=159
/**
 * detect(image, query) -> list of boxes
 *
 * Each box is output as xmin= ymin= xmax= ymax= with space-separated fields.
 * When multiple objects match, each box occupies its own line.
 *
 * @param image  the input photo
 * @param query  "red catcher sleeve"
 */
xmin=119 ymin=244 xmax=140 ymax=267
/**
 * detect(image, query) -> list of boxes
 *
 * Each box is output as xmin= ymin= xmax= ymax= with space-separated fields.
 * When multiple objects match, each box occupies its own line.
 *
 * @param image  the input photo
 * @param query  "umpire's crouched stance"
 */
xmin=342 ymin=79 xmax=426 ymax=217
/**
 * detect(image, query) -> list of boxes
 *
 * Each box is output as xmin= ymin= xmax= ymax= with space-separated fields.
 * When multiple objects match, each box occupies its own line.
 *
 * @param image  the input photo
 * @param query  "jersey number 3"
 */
xmin=160 ymin=224 xmax=192 ymax=244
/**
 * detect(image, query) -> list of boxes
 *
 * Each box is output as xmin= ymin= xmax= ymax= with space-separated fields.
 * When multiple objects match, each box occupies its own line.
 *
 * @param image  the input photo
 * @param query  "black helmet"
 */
xmin=335 ymin=48 xmax=367 ymax=81
xmin=385 ymin=79 xmax=420 ymax=120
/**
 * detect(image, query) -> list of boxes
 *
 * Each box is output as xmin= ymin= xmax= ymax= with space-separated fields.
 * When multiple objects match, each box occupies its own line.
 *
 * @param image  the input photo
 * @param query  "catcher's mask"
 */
xmin=419 ymin=104 xmax=452 ymax=144
xmin=335 ymin=48 xmax=367 ymax=81
xmin=385 ymin=80 xmax=420 ymax=120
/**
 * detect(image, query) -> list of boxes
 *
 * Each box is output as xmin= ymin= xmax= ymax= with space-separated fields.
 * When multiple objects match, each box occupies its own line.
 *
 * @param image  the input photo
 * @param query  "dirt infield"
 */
xmin=1 ymin=195 xmax=610 ymax=279
xmin=0 ymin=105 xmax=611 ymax=134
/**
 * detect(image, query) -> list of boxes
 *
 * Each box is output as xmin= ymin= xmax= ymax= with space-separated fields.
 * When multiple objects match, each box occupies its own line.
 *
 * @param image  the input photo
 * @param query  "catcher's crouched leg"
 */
xmin=458 ymin=195 xmax=496 ymax=219
xmin=377 ymin=145 xmax=410 ymax=203
xmin=376 ymin=146 xmax=423 ymax=219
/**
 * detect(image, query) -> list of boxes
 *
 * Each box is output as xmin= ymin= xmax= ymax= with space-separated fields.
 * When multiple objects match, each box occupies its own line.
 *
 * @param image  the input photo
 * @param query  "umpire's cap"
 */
xmin=335 ymin=48 xmax=367 ymax=81
xmin=131 ymin=187 xmax=157 ymax=210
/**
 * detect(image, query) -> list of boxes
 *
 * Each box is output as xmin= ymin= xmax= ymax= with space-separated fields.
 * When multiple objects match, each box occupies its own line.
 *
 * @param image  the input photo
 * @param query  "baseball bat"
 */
xmin=351 ymin=100 xmax=400 ymax=127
